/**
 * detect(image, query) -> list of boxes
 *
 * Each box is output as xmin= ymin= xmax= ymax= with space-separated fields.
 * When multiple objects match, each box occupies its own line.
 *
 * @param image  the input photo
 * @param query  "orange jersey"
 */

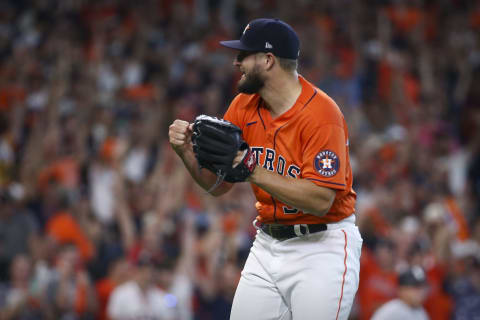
xmin=224 ymin=75 xmax=356 ymax=225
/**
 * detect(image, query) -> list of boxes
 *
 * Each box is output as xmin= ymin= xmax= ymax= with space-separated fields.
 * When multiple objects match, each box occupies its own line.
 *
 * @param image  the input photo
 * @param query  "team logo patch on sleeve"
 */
xmin=314 ymin=150 xmax=339 ymax=177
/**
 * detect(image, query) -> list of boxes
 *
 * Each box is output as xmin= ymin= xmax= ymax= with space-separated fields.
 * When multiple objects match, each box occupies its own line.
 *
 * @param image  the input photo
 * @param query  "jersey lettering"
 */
xmin=287 ymin=165 xmax=301 ymax=178
xmin=277 ymin=156 xmax=286 ymax=175
xmin=263 ymin=148 xmax=275 ymax=172
xmin=251 ymin=147 xmax=264 ymax=166
xmin=250 ymin=146 xmax=301 ymax=177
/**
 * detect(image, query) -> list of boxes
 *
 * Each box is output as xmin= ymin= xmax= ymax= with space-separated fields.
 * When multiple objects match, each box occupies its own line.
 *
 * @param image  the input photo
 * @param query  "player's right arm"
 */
xmin=168 ymin=119 xmax=233 ymax=196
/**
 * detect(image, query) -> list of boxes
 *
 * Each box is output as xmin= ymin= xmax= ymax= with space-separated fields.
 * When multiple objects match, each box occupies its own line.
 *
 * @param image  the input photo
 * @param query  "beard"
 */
xmin=237 ymin=67 xmax=265 ymax=94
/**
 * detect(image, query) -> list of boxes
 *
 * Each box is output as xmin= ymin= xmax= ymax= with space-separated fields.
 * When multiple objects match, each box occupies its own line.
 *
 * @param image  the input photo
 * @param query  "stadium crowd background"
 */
xmin=0 ymin=0 xmax=479 ymax=319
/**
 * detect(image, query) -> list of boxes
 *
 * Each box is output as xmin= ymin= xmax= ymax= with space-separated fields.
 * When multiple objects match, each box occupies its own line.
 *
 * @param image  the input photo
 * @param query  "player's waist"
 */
xmin=255 ymin=204 xmax=354 ymax=225
xmin=254 ymin=214 xmax=356 ymax=241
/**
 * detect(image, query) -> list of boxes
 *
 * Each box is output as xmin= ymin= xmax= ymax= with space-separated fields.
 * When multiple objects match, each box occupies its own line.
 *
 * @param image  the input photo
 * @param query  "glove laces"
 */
xmin=206 ymin=170 xmax=226 ymax=194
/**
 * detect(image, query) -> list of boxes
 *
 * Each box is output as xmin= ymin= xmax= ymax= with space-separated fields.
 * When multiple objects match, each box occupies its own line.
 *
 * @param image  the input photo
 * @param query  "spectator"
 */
xmin=357 ymin=238 xmax=398 ymax=320
xmin=107 ymin=253 xmax=176 ymax=320
xmin=371 ymin=266 xmax=429 ymax=320
xmin=449 ymin=256 xmax=480 ymax=320
xmin=0 ymin=183 xmax=38 ymax=282
xmin=95 ymin=258 xmax=131 ymax=320
xmin=45 ymin=190 xmax=95 ymax=263
xmin=47 ymin=244 xmax=97 ymax=319
xmin=0 ymin=254 xmax=50 ymax=319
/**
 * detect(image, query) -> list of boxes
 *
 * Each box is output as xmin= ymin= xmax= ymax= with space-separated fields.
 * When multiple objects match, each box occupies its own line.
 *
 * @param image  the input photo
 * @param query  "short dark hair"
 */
xmin=277 ymin=57 xmax=297 ymax=72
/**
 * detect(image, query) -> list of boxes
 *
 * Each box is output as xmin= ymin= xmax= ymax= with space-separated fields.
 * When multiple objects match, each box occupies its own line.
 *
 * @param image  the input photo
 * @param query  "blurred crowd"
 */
xmin=0 ymin=0 xmax=479 ymax=319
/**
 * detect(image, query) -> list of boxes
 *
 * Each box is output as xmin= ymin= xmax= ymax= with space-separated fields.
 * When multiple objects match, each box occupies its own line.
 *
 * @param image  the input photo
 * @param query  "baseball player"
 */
xmin=169 ymin=18 xmax=362 ymax=320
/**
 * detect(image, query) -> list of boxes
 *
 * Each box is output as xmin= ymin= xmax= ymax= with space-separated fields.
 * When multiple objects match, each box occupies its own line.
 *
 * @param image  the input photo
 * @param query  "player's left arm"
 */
xmin=248 ymin=168 xmax=336 ymax=217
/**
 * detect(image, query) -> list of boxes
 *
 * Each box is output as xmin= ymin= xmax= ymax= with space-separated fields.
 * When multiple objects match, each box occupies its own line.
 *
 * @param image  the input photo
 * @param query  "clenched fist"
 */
xmin=169 ymin=119 xmax=193 ymax=155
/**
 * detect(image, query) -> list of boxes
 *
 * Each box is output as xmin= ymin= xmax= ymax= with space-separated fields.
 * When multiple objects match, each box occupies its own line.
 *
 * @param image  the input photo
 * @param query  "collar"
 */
xmin=259 ymin=75 xmax=316 ymax=128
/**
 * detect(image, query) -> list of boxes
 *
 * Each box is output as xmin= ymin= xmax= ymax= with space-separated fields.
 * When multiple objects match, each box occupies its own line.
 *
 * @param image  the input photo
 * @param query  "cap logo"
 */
xmin=412 ymin=266 xmax=425 ymax=282
xmin=265 ymin=42 xmax=273 ymax=49
xmin=243 ymin=24 xmax=250 ymax=34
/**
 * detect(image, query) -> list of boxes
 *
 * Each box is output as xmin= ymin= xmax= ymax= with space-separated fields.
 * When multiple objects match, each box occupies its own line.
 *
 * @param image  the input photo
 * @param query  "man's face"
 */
xmin=399 ymin=286 xmax=427 ymax=308
xmin=137 ymin=264 xmax=154 ymax=284
xmin=235 ymin=51 xmax=265 ymax=94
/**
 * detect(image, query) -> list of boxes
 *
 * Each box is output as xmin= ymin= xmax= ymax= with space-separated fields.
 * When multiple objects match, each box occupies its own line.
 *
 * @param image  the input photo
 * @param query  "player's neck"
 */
xmin=260 ymin=71 xmax=302 ymax=118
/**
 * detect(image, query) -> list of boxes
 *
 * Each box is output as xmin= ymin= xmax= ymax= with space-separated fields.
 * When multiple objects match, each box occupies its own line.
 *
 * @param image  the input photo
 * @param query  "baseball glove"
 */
xmin=191 ymin=115 xmax=256 ymax=191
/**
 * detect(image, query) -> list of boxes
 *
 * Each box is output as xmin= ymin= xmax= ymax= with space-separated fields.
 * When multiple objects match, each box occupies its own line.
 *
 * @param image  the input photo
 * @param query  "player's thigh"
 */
xmin=230 ymin=244 xmax=291 ymax=320
xmin=230 ymin=271 xmax=291 ymax=320
xmin=289 ymin=227 xmax=362 ymax=320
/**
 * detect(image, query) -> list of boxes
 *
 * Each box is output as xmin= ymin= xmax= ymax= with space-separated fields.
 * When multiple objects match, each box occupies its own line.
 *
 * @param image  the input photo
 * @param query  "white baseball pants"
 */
xmin=230 ymin=215 xmax=362 ymax=320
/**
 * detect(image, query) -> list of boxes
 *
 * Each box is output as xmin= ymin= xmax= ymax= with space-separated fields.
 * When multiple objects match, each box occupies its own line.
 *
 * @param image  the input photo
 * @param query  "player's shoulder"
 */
xmin=309 ymin=89 xmax=344 ymax=125
xmin=302 ymin=79 xmax=345 ymax=127
xmin=231 ymin=92 xmax=261 ymax=111
xmin=225 ymin=93 xmax=261 ymax=128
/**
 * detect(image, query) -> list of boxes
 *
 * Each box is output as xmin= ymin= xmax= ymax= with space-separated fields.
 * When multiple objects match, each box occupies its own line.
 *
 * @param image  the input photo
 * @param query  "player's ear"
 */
xmin=264 ymin=53 xmax=275 ymax=71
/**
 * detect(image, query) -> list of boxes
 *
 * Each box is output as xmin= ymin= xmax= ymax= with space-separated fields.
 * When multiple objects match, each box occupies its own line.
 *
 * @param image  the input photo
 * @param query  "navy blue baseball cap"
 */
xmin=220 ymin=18 xmax=300 ymax=60
xmin=398 ymin=266 xmax=427 ymax=287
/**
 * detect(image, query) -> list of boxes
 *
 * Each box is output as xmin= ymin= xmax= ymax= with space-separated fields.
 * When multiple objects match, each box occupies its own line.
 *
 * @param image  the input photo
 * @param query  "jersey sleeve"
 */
xmin=301 ymin=123 xmax=347 ymax=191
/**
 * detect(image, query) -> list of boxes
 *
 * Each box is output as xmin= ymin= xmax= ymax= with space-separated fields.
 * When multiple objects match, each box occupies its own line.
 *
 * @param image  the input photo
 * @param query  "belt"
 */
xmin=260 ymin=223 xmax=327 ymax=240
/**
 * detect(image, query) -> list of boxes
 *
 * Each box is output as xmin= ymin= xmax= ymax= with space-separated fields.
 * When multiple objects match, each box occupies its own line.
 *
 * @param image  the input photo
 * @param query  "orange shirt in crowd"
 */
xmin=224 ymin=75 xmax=356 ymax=225
xmin=471 ymin=8 xmax=480 ymax=29
xmin=423 ymin=260 xmax=453 ymax=320
xmin=357 ymin=248 xmax=398 ymax=320
xmin=96 ymin=278 xmax=116 ymax=320
xmin=74 ymin=281 xmax=88 ymax=315
xmin=46 ymin=211 xmax=94 ymax=261
xmin=386 ymin=6 xmax=422 ymax=33
xmin=0 ymin=85 xmax=26 ymax=110
xmin=444 ymin=196 xmax=470 ymax=241
xmin=37 ymin=157 xmax=80 ymax=189
xmin=123 ymin=83 xmax=154 ymax=101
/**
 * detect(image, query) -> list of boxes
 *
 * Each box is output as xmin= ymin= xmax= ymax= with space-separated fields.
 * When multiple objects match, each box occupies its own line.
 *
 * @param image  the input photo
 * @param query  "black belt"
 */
xmin=260 ymin=223 xmax=327 ymax=240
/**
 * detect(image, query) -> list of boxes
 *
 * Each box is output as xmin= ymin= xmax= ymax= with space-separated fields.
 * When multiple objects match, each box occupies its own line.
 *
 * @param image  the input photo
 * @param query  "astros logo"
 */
xmin=243 ymin=24 xmax=250 ymax=34
xmin=314 ymin=150 xmax=339 ymax=177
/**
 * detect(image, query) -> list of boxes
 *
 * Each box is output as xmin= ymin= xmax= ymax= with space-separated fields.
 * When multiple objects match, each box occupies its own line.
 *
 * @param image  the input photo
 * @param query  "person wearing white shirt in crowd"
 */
xmin=371 ymin=265 xmax=430 ymax=320
xmin=107 ymin=254 xmax=177 ymax=320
